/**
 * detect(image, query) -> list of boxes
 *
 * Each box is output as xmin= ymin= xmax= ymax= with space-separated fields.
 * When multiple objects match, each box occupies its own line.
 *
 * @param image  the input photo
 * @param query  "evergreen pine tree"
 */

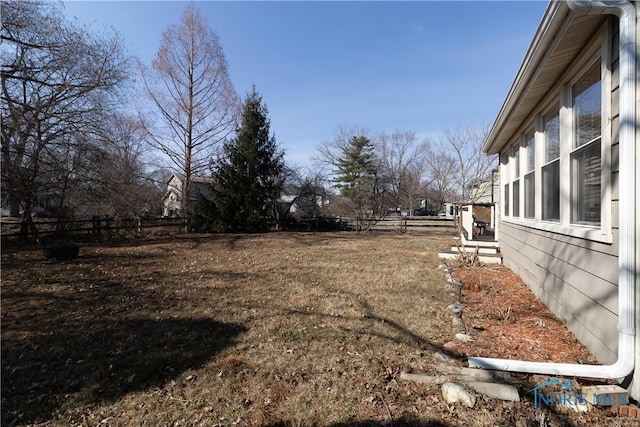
xmin=331 ymin=135 xmax=382 ymax=230
xmin=333 ymin=136 xmax=377 ymax=199
xmin=204 ymin=87 xmax=284 ymax=232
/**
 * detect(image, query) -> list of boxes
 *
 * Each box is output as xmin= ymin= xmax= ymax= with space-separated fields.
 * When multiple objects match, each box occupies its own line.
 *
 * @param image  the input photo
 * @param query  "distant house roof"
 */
xmin=165 ymin=173 xmax=214 ymax=185
xmin=483 ymin=1 xmax=610 ymax=154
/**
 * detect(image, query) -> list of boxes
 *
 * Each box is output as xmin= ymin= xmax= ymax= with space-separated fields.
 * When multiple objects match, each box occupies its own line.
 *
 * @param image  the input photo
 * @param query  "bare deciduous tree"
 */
xmin=139 ymin=4 xmax=239 ymax=221
xmin=1 ymin=0 xmax=130 ymax=236
xmin=279 ymin=166 xmax=330 ymax=226
xmin=423 ymin=150 xmax=458 ymax=208
xmin=375 ymin=130 xmax=430 ymax=216
xmin=89 ymin=113 xmax=164 ymax=217
xmin=424 ymin=124 xmax=496 ymax=207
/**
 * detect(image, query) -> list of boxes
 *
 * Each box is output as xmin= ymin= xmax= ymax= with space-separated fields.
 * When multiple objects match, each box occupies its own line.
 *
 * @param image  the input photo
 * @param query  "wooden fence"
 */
xmin=0 ymin=216 xmax=187 ymax=241
xmin=286 ymin=216 xmax=456 ymax=234
xmin=1 ymin=215 xmax=455 ymax=242
xmin=340 ymin=216 xmax=457 ymax=234
xmin=376 ymin=216 xmax=456 ymax=233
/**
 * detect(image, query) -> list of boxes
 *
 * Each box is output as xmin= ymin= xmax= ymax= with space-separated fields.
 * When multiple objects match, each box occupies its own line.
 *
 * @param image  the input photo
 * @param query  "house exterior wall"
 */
xmin=498 ymin=18 xmax=622 ymax=366
xmin=499 ymin=224 xmax=619 ymax=363
xmin=163 ymin=175 xmax=183 ymax=217
xmin=469 ymin=173 xmax=500 ymax=204
xmin=162 ymin=174 xmax=213 ymax=217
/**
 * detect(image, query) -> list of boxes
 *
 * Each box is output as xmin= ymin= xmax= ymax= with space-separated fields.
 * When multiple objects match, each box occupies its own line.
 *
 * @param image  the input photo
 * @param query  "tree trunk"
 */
xmin=9 ymin=193 xmax=21 ymax=217
xmin=19 ymin=200 xmax=38 ymax=241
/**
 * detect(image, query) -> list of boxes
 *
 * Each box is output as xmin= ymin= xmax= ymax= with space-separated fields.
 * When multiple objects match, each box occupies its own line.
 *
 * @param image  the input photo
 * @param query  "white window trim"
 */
xmin=500 ymin=25 xmax=613 ymax=244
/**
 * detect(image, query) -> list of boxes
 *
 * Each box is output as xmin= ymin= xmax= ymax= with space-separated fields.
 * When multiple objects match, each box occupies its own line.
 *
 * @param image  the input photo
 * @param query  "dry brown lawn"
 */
xmin=1 ymin=232 xmax=631 ymax=426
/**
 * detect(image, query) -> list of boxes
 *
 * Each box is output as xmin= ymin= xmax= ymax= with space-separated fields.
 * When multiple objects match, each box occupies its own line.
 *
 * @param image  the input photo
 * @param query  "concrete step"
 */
xmin=450 ymin=245 xmax=500 ymax=255
xmin=454 ymin=234 xmax=499 ymax=244
xmin=459 ymin=238 xmax=499 ymax=247
xmin=438 ymin=251 xmax=503 ymax=265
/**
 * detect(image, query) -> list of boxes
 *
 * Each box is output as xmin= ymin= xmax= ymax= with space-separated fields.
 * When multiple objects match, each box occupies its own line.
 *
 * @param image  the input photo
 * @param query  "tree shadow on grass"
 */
xmin=283 ymin=307 xmax=466 ymax=364
xmin=2 ymin=317 xmax=245 ymax=426
xmin=1 ymin=250 xmax=246 ymax=426
xmin=284 ymin=290 xmax=467 ymax=363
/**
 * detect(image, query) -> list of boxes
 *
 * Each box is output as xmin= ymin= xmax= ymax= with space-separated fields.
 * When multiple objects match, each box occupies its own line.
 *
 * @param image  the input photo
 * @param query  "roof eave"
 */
xmin=483 ymin=1 xmax=572 ymax=154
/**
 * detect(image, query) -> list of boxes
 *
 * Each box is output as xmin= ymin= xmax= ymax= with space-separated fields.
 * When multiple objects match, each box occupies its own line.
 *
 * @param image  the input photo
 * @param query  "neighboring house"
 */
xmin=438 ymin=202 xmax=458 ymax=220
xmin=162 ymin=174 xmax=213 ymax=217
xmin=476 ymin=0 xmax=639 ymax=399
xmin=468 ymin=170 xmax=500 ymax=205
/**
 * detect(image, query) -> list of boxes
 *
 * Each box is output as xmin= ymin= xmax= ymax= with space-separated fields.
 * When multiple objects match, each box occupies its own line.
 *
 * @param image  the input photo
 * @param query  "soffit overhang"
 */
xmin=483 ymin=1 xmax=608 ymax=154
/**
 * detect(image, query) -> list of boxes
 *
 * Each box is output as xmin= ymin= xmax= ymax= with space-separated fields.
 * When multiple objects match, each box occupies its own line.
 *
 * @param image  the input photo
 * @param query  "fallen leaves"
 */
xmin=1 ymin=233 xmax=606 ymax=426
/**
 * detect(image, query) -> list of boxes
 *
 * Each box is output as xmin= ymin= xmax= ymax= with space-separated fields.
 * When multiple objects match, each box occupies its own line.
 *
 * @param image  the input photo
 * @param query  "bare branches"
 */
xmin=315 ymin=124 xmax=371 ymax=171
xmin=138 ymin=4 xmax=239 ymax=219
xmin=281 ymin=165 xmax=331 ymax=220
xmin=315 ymin=122 xmax=497 ymax=221
xmin=1 ymin=0 xmax=132 ymax=230
xmin=423 ymin=124 xmax=497 ymax=205
xmin=375 ymin=130 xmax=430 ymax=215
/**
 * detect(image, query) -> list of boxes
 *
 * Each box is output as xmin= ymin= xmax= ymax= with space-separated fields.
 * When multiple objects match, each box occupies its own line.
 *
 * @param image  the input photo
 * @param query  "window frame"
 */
xmin=570 ymin=61 xmax=603 ymax=226
xmin=512 ymin=144 xmax=521 ymax=218
xmin=499 ymin=26 xmax=612 ymax=244
xmin=523 ymin=130 xmax=535 ymax=219
xmin=541 ymin=105 xmax=560 ymax=222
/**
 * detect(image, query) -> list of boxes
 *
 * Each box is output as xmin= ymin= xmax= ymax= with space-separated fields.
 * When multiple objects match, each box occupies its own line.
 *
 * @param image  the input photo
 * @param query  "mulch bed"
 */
xmin=442 ymin=266 xmax=598 ymax=365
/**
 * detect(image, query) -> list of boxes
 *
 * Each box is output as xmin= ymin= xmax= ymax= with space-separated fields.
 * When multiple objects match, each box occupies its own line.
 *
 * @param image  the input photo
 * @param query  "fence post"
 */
xmin=105 ymin=215 xmax=113 ymax=239
xmin=92 ymin=215 xmax=102 ymax=240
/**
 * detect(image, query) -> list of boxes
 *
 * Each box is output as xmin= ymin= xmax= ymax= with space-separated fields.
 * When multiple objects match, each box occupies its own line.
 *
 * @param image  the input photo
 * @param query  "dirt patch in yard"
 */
xmin=1 ymin=232 xmax=633 ymax=426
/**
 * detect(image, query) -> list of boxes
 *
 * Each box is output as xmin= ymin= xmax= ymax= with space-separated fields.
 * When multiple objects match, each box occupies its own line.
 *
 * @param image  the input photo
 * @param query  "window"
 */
xmin=571 ymin=63 xmax=601 ymax=225
xmin=524 ymin=132 xmax=535 ymax=218
xmin=512 ymin=180 xmax=520 ymax=217
xmin=504 ymin=183 xmax=510 ymax=216
xmin=545 ymin=110 xmax=560 ymax=163
xmin=542 ymin=108 xmax=560 ymax=221
xmin=572 ymin=140 xmax=601 ymax=223
xmin=499 ymin=29 xmax=611 ymax=243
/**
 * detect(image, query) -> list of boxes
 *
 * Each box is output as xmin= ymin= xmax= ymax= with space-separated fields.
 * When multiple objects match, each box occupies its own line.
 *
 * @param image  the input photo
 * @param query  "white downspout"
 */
xmin=469 ymin=0 xmax=637 ymax=380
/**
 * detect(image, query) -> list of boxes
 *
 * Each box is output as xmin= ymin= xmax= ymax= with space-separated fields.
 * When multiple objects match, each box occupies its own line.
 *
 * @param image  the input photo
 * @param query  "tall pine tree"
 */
xmin=202 ymin=87 xmax=284 ymax=232
xmin=333 ymin=135 xmax=377 ymax=199
xmin=330 ymin=135 xmax=382 ymax=231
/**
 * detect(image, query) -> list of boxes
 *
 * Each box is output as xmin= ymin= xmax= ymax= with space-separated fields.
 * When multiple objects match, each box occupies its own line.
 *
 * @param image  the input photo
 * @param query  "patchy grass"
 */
xmin=1 ymin=232 xmax=629 ymax=426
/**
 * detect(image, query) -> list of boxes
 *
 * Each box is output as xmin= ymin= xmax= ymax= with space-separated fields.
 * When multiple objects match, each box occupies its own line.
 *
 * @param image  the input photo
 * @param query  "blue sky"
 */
xmin=61 ymin=1 xmax=548 ymax=168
